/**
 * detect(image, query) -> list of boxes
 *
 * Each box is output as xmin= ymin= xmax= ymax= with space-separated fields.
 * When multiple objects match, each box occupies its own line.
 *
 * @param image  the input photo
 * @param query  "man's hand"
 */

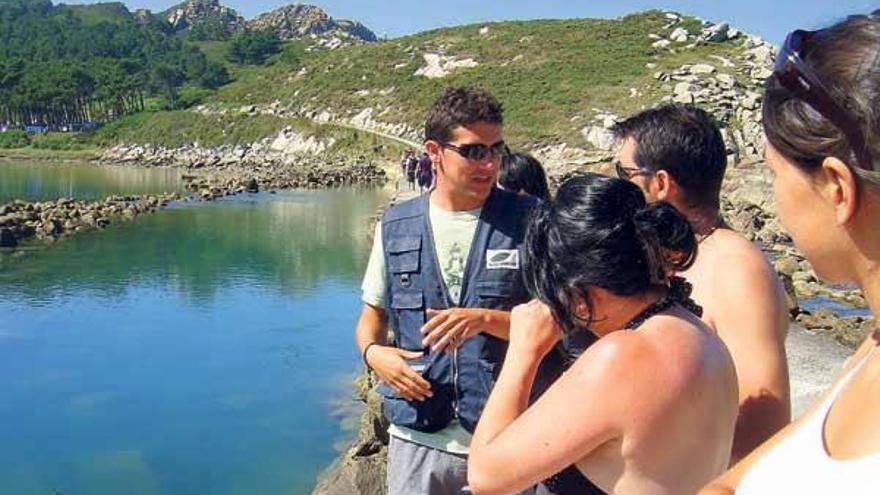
xmin=421 ymin=308 xmax=486 ymax=352
xmin=366 ymin=345 xmax=433 ymax=401
xmin=509 ymin=299 xmax=562 ymax=359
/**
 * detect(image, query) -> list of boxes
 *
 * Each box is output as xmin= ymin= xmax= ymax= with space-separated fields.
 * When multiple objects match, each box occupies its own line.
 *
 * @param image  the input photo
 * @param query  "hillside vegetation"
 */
xmin=203 ymin=11 xmax=748 ymax=147
xmin=3 ymin=8 xmax=773 ymax=162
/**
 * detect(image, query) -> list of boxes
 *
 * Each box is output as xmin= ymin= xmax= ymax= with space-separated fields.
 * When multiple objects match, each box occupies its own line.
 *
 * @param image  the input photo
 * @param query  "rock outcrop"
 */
xmin=312 ymin=374 xmax=388 ymax=495
xmin=413 ymin=53 xmax=480 ymax=79
xmin=159 ymin=1 xmax=377 ymax=49
xmin=99 ymin=138 xmax=387 ymax=202
xmin=248 ymin=4 xmax=377 ymax=44
xmin=164 ymin=0 xmax=245 ymax=35
xmin=0 ymin=194 xmax=179 ymax=247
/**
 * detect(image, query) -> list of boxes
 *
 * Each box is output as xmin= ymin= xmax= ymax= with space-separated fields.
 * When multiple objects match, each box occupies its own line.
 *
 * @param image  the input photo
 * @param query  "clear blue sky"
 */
xmin=60 ymin=0 xmax=877 ymax=44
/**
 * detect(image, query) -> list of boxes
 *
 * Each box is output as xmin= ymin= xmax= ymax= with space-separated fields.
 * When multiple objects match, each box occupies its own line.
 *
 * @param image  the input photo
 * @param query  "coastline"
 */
xmin=4 ymin=148 xmax=871 ymax=494
xmin=0 ymin=144 xmax=389 ymax=248
xmin=0 ymin=148 xmax=103 ymax=163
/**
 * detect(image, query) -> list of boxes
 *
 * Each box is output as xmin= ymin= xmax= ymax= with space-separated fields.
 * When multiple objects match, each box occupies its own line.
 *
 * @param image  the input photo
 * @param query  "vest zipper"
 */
xmin=423 ymin=194 xmax=489 ymax=423
xmin=422 ymin=199 xmax=462 ymax=419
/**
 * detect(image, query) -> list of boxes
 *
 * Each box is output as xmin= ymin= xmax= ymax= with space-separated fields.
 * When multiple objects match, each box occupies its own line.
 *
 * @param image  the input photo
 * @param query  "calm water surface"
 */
xmin=0 ymin=161 xmax=186 ymax=202
xmin=0 ymin=182 xmax=388 ymax=495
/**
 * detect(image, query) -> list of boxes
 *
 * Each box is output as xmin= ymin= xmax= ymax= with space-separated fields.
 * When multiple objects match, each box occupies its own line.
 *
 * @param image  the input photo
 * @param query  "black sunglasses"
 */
xmin=774 ymin=27 xmax=877 ymax=178
xmin=440 ymin=141 xmax=509 ymax=161
xmin=614 ymin=160 xmax=652 ymax=180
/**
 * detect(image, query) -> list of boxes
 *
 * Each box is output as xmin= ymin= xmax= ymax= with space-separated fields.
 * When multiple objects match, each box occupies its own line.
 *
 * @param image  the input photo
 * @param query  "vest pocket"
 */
xmin=387 ymin=236 xmax=421 ymax=273
xmin=376 ymin=355 xmax=455 ymax=433
xmin=474 ymin=279 xmax=523 ymax=311
xmin=389 ymin=289 xmax=425 ymax=349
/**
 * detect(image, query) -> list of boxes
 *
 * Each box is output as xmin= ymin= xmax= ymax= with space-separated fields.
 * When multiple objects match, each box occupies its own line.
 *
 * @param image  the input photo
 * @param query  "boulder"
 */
xmin=702 ymin=22 xmax=730 ymax=42
xmin=775 ymin=255 xmax=801 ymax=277
xmin=670 ymin=27 xmax=689 ymax=42
xmin=652 ymin=39 xmax=671 ymax=49
xmin=716 ymin=73 xmax=736 ymax=89
xmin=690 ymin=63 xmax=716 ymax=75
xmin=245 ymin=178 xmax=259 ymax=193
xmin=581 ymin=126 xmax=615 ymax=151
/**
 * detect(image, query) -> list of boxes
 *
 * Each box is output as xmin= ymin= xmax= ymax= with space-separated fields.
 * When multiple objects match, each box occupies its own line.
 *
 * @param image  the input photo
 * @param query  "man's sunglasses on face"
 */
xmin=774 ymin=16 xmax=880 ymax=180
xmin=614 ymin=160 xmax=652 ymax=180
xmin=440 ymin=141 xmax=510 ymax=161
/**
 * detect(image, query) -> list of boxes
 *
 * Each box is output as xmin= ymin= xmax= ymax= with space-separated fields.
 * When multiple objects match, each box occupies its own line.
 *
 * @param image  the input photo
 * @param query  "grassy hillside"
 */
xmin=203 ymin=11 xmax=746 ymax=147
xmin=24 ymin=10 xmax=757 ymax=154
xmin=60 ymin=2 xmax=133 ymax=26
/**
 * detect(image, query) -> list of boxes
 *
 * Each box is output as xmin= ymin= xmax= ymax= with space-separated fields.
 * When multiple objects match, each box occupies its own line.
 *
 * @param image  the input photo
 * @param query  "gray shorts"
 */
xmin=386 ymin=436 xmax=538 ymax=495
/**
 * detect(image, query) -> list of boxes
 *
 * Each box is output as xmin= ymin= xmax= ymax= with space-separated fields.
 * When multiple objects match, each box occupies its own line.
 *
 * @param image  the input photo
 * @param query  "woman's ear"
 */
xmin=819 ymin=157 xmax=859 ymax=225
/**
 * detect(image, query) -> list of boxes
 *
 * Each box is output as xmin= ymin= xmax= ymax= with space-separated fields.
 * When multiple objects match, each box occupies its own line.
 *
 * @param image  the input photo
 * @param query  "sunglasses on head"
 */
xmin=614 ymin=160 xmax=651 ymax=180
xmin=440 ymin=141 xmax=510 ymax=161
xmin=774 ymin=25 xmax=877 ymax=178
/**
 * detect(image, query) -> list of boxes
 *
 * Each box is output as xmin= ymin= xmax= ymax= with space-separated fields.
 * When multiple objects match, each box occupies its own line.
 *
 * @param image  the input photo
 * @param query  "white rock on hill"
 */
xmin=269 ymin=127 xmax=333 ymax=156
xmin=670 ymin=27 xmax=689 ymax=42
xmin=414 ymin=54 xmax=479 ymax=79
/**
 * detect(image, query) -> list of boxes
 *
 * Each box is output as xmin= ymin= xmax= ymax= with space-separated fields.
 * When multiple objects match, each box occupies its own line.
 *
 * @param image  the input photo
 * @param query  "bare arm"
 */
xmin=712 ymin=256 xmax=791 ymax=463
xmin=700 ymin=333 xmax=879 ymax=493
xmin=468 ymin=301 xmax=627 ymax=495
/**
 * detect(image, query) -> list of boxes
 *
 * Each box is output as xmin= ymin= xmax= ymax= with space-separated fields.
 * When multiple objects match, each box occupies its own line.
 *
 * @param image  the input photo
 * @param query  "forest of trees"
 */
xmin=226 ymin=30 xmax=281 ymax=65
xmin=0 ymin=0 xmax=230 ymax=130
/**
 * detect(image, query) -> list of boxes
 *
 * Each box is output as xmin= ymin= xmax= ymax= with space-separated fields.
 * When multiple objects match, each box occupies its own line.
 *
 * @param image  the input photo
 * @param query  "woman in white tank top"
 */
xmin=700 ymin=11 xmax=880 ymax=495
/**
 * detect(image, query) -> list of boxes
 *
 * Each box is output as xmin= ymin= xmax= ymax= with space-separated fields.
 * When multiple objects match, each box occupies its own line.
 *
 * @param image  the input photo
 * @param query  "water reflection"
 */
xmin=0 ymin=161 xmax=186 ymax=202
xmin=0 ymin=188 xmax=389 ymax=495
xmin=1 ymin=190 xmax=381 ymax=301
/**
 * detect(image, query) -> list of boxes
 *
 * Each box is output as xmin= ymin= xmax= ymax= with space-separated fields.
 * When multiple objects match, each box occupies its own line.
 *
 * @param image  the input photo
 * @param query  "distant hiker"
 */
xmin=613 ymin=104 xmax=791 ymax=464
xmin=417 ymin=151 xmax=433 ymax=192
xmin=354 ymin=86 xmax=563 ymax=495
xmin=702 ymin=11 xmax=880 ymax=494
xmin=499 ymin=152 xmax=551 ymax=200
xmin=467 ymin=173 xmax=738 ymax=495
xmin=406 ymin=153 xmax=419 ymax=191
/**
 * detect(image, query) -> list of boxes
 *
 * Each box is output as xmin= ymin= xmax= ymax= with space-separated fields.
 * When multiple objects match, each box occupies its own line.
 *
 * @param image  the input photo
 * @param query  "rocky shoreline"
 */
xmin=0 ymin=143 xmax=388 ymax=248
xmin=0 ymin=194 xmax=180 ymax=248
xmin=99 ymin=142 xmax=387 ymax=199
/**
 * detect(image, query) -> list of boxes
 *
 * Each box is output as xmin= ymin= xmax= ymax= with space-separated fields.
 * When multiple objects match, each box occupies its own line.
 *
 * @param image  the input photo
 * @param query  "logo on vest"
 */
xmin=486 ymin=249 xmax=519 ymax=270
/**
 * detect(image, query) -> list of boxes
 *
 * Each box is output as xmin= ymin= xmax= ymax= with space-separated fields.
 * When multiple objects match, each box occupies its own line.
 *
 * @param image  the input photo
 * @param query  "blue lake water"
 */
xmin=0 ymin=161 xmax=187 ymax=202
xmin=0 ymin=186 xmax=388 ymax=495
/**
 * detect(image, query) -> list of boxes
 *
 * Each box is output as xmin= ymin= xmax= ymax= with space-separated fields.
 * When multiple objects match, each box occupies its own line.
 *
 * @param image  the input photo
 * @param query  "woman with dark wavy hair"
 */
xmin=468 ymin=173 xmax=738 ymax=495
xmin=499 ymin=152 xmax=551 ymax=201
xmin=701 ymin=12 xmax=880 ymax=495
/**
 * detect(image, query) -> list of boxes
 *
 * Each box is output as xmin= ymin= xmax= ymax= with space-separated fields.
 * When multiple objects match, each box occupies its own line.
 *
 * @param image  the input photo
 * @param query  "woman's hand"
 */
xmin=509 ymin=299 xmax=562 ymax=360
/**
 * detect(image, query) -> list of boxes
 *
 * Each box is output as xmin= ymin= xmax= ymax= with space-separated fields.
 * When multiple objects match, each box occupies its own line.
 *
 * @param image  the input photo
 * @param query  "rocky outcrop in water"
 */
xmin=0 ymin=194 xmax=179 ymax=248
xmin=99 ymin=142 xmax=387 ymax=201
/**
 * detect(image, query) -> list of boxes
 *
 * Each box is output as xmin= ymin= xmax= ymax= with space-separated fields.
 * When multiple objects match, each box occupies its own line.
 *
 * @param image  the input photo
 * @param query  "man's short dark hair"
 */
xmin=611 ymin=104 xmax=727 ymax=210
xmin=424 ymin=86 xmax=504 ymax=143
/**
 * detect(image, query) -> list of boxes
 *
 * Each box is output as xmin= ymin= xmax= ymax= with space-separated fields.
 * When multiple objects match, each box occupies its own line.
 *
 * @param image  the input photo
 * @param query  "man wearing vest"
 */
xmin=355 ymin=86 xmax=561 ymax=494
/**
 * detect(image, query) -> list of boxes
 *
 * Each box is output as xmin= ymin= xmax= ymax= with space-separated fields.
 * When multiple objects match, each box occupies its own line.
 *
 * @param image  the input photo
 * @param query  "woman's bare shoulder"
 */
xmin=566 ymin=328 xmax=671 ymax=385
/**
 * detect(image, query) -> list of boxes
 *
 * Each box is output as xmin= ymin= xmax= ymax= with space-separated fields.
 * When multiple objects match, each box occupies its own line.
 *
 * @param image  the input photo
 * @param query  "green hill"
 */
xmin=4 ymin=8 xmax=774 ymax=163
xmin=97 ymin=11 xmax=770 ymax=156
xmin=59 ymin=2 xmax=134 ymax=26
